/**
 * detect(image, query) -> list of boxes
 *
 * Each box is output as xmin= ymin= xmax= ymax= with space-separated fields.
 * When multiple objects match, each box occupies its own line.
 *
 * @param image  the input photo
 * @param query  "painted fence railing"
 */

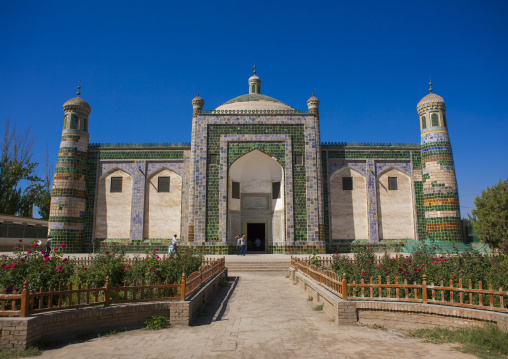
xmin=291 ymin=257 xmax=507 ymax=313
xmin=0 ymin=257 xmax=225 ymax=317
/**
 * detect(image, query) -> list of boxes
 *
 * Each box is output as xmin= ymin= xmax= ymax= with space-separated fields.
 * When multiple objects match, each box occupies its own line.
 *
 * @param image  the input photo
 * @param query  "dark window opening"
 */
xmin=388 ymin=177 xmax=398 ymax=190
xmin=272 ymin=182 xmax=281 ymax=199
xmin=209 ymin=154 xmax=217 ymax=165
xmin=71 ymin=115 xmax=79 ymax=130
xmin=443 ymin=114 xmax=447 ymax=127
xmin=232 ymin=182 xmax=240 ymax=199
xmin=421 ymin=116 xmax=427 ymax=129
xmin=158 ymin=177 xmax=170 ymax=192
xmin=295 ymin=154 xmax=303 ymax=166
xmin=63 ymin=115 xmax=67 ymax=129
xmin=83 ymin=118 xmax=88 ymax=131
xmin=431 ymin=113 xmax=439 ymax=127
xmin=342 ymin=177 xmax=353 ymax=190
xmin=110 ymin=177 xmax=123 ymax=193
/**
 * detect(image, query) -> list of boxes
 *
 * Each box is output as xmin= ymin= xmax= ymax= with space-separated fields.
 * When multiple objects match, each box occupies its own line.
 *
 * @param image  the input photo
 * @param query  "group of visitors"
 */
xmin=236 ymin=234 xmax=246 ymax=256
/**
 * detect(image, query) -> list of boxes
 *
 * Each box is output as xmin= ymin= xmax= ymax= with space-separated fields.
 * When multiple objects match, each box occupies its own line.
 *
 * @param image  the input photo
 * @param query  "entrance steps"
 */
xmin=224 ymin=256 xmax=291 ymax=273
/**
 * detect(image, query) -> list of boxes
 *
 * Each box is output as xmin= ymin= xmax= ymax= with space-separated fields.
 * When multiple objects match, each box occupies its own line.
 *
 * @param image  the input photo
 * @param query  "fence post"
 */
xmin=20 ymin=280 xmax=29 ymax=317
xmin=342 ymin=274 xmax=348 ymax=300
xmin=181 ymin=273 xmax=186 ymax=301
xmin=105 ymin=276 xmax=111 ymax=306
xmin=422 ymin=274 xmax=427 ymax=304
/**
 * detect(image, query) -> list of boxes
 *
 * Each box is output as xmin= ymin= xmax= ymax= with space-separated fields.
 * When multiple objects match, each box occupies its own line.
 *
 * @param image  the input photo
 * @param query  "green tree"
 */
xmin=0 ymin=119 xmax=49 ymax=217
xmin=471 ymin=178 xmax=508 ymax=249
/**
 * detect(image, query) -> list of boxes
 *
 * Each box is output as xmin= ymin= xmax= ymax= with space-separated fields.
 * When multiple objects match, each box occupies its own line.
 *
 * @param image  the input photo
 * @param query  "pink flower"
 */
xmin=20 ymin=258 xmax=25 ymax=262
xmin=154 ymin=248 xmax=159 ymax=251
xmin=57 ymin=265 xmax=62 ymax=269
xmin=11 ymin=263 xmax=17 ymax=268
xmin=44 ymin=257 xmax=50 ymax=262
xmin=33 ymin=243 xmax=39 ymax=247
xmin=27 ymin=250 xmax=32 ymax=254
xmin=63 ymin=258 xmax=68 ymax=262
xmin=60 ymin=243 xmax=66 ymax=248
xmin=4 ymin=265 xmax=10 ymax=269
xmin=56 ymin=269 xmax=62 ymax=273
xmin=54 ymin=248 xmax=58 ymax=251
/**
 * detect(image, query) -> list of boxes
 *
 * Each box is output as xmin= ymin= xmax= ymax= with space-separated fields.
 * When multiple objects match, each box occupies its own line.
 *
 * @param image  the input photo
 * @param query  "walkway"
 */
xmin=37 ymin=271 xmax=475 ymax=359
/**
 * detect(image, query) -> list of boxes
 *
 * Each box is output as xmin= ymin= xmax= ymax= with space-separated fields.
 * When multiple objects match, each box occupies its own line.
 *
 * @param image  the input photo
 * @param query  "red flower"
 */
xmin=417 ymin=268 xmax=421 ymax=271
xmin=403 ymin=264 xmax=407 ymax=267
xmin=357 ymin=265 xmax=360 ymax=268
xmin=453 ymin=275 xmax=456 ymax=278
xmin=405 ymin=271 xmax=409 ymax=274
xmin=433 ymin=247 xmax=437 ymax=250
xmin=84 ymin=267 xmax=87 ymax=270
xmin=27 ymin=250 xmax=32 ymax=254
xmin=105 ymin=251 xmax=109 ymax=254
xmin=54 ymin=248 xmax=58 ymax=251
xmin=104 ymin=261 xmax=107 ymax=264
xmin=375 ymin=266 xmax=380 ymax=269
xmin=362 ymin=272 xmax=366 ymax=275
xmin=398 ymin=268 xmax=402 ymax=271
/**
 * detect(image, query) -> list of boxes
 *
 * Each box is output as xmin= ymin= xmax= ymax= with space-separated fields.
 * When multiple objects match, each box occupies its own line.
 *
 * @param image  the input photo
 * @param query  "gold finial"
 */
xmin=77 ymin=81 xmax=81 ymax=97
xmin=253 ymin=65 xmax=256 ymax=75
xmin=429 ymin=77 xmax=433 ymax=93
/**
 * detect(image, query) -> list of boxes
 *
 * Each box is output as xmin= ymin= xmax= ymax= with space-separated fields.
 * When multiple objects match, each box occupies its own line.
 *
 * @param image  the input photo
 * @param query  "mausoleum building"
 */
xmin=48 ymin=71 xmax=462 ymax=253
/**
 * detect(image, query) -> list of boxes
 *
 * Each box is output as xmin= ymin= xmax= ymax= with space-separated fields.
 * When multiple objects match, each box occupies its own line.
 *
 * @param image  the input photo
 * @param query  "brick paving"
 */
xmin=37 ymin=272 xmax=475 ymax=359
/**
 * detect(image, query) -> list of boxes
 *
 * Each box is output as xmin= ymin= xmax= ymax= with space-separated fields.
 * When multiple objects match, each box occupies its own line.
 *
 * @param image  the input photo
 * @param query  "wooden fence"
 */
xmin=0 ymin=257 xmax=225 ymax=317
xmin=291 ymin=257 xmax=507 ymax=313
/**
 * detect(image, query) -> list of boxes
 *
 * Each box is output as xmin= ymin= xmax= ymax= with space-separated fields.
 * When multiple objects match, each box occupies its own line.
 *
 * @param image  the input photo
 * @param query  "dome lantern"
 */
xmin=192 ymin=92 xmax=205 ymax=117
xmin=248 ymin=66 xmax=261 ymax=94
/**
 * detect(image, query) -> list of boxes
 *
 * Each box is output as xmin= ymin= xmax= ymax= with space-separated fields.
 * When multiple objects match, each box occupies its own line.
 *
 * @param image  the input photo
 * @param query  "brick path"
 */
xmin=38 ymin=272 xmax=475 ymax=359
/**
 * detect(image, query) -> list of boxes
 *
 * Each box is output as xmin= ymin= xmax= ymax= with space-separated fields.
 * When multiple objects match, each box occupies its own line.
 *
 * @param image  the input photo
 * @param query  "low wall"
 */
xmin=0 ymin=268 xmax=227 ymax=350
xmin=289 ymin=267 xmax=508 ymax=332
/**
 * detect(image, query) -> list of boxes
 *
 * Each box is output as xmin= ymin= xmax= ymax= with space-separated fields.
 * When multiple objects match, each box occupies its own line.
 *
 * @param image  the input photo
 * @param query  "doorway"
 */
xmin=246 ymin=222 xmax=266 ymax=252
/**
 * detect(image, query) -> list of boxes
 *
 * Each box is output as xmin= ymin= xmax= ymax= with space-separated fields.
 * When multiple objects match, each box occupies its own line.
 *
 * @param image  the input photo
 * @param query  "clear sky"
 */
xmin=1 ymin=1 xmax=507 ymax=216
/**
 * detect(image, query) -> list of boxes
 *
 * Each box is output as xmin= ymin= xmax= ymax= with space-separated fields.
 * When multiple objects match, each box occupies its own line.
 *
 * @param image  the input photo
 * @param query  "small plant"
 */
xmin=285 ymin=274 xmax=290 ymax=278
xmin=144 ymin=315 xmax=170 ymax=330
xmin=307 ymin=295 xmax=313 ymax=301
xmin=0 ymin=346 xmax=41 ymax=358
xmin=97 ymin=329 xmax=116 ymax=337
xmin=313 ymin=304 xmax=324 ymax=311
xmin=370 ymin=324 xmax=387 ymax=331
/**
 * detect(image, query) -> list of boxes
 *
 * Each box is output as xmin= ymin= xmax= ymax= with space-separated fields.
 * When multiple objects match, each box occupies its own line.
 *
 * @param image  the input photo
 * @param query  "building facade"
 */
xmin=48 ymin=72 xmax=462 ymax=253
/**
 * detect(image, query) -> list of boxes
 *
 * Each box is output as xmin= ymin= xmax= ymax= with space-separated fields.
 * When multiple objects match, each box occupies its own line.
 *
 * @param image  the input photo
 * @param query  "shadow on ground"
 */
xmin=191 ymin=275 xmax=239 ymax=326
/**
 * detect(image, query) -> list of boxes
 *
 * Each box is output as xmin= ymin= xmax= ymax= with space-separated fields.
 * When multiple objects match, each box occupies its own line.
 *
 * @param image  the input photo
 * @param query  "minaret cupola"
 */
xmin=248 ymin=66 xmax=261 ymax=94
xmin=192 ymin=92 xmax=205 ymax=117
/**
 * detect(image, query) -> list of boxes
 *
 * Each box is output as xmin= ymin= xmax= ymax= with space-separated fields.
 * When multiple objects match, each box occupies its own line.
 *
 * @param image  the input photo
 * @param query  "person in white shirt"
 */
xmin=240 ymin=235 xmax=246 ymax=256
xmin=172 ymin=234 xmax=178 ymax=253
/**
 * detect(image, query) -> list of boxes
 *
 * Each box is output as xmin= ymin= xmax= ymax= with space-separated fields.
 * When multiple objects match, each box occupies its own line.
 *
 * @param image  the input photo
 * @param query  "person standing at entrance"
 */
xmin=236 ymin=235 xmax=241 ymax=255
xmin=240 ymin=234 xmax=246 ymax=256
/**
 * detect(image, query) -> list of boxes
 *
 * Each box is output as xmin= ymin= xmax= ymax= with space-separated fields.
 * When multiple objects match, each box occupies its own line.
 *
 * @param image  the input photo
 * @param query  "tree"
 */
xmin=471 ymin=178 xmax=508 ymax=249
xmin=0 ymin=119 xmax=47 ymax=217
xmin=34 ymin=145 xmax=53 ymax=219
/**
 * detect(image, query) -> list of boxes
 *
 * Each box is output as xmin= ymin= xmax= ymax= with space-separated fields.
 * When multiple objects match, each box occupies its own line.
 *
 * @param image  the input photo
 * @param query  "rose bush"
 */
xmin=331 ymin=243 xmax=508 ymax=307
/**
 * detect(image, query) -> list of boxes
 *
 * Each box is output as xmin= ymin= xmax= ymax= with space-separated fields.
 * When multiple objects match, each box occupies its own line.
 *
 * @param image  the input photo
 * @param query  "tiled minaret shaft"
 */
xmin=417 ymin=84 xmax=461 ymax=241
xmin=48 ymin=87 xmax=91 ymax=252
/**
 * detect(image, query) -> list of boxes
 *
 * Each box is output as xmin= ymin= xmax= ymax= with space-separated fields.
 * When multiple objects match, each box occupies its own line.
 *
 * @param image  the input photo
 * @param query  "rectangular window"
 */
xmin=388 ymin=177 xmax=398 ymax=190
xmin=431 ymin=113 xmax=439 ymax=127
xmin=158 ymin=177 xmax=170 ymax=192
xmin=342 ymin=177 xmax=353 ymax=190
xmin=295 ymin=154 xmax=303 ymax=166
xmin=232 ymin=181 xmax=240 ymax=199
xmin=421 ymin=116 xmax=427 ymax=129
xmin=110 ymin=177 xmax=123 ymax=193
xmin=209 ymin=154 xmax=217 ymax=165
xmin=71 ymin=115 xmax=79 ymax=130
xmin=272 ymin=182 xmax=281 ymax=199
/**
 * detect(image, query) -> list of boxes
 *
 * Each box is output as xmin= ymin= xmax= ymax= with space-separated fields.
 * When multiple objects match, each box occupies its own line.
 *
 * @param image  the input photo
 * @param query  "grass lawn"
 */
xmin=406 ymin=324 xmax=508 ymax=359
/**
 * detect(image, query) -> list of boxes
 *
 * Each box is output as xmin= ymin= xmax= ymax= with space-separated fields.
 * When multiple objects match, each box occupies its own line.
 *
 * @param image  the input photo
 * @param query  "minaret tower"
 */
xmin=417 ymin=81 xmax=462 ymax=241
xmin=48 ymin=85 xmax=91 ymax=252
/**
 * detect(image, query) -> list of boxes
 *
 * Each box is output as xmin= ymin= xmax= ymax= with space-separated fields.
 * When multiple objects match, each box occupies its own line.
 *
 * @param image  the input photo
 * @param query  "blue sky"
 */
xmin=1 ymin=0 xmax=507 ymax=216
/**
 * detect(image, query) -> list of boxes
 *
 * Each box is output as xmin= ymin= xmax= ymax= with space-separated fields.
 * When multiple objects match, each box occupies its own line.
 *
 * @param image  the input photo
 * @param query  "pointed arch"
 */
xmin=377 ymin=168 xmax=415 ymax=240
xmin=95 ymin=169 xmax=133 ymax=239
xmin=329 ymin=167 xmax=368 ymax=240
xmin=144 ymin=168 xmax=182 ymax=239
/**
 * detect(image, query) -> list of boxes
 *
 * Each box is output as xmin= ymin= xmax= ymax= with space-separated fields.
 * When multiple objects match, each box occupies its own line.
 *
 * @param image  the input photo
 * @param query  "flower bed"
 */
xmin=0 ymin=241 xmax=204 ymax=292
xmin=330 ymin=243 xmax=508 ymax=309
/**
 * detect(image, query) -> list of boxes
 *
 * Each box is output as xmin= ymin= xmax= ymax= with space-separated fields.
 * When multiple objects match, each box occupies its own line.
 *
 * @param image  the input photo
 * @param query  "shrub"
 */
xmin=144 ymin=315 xmax=170 ymax=330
